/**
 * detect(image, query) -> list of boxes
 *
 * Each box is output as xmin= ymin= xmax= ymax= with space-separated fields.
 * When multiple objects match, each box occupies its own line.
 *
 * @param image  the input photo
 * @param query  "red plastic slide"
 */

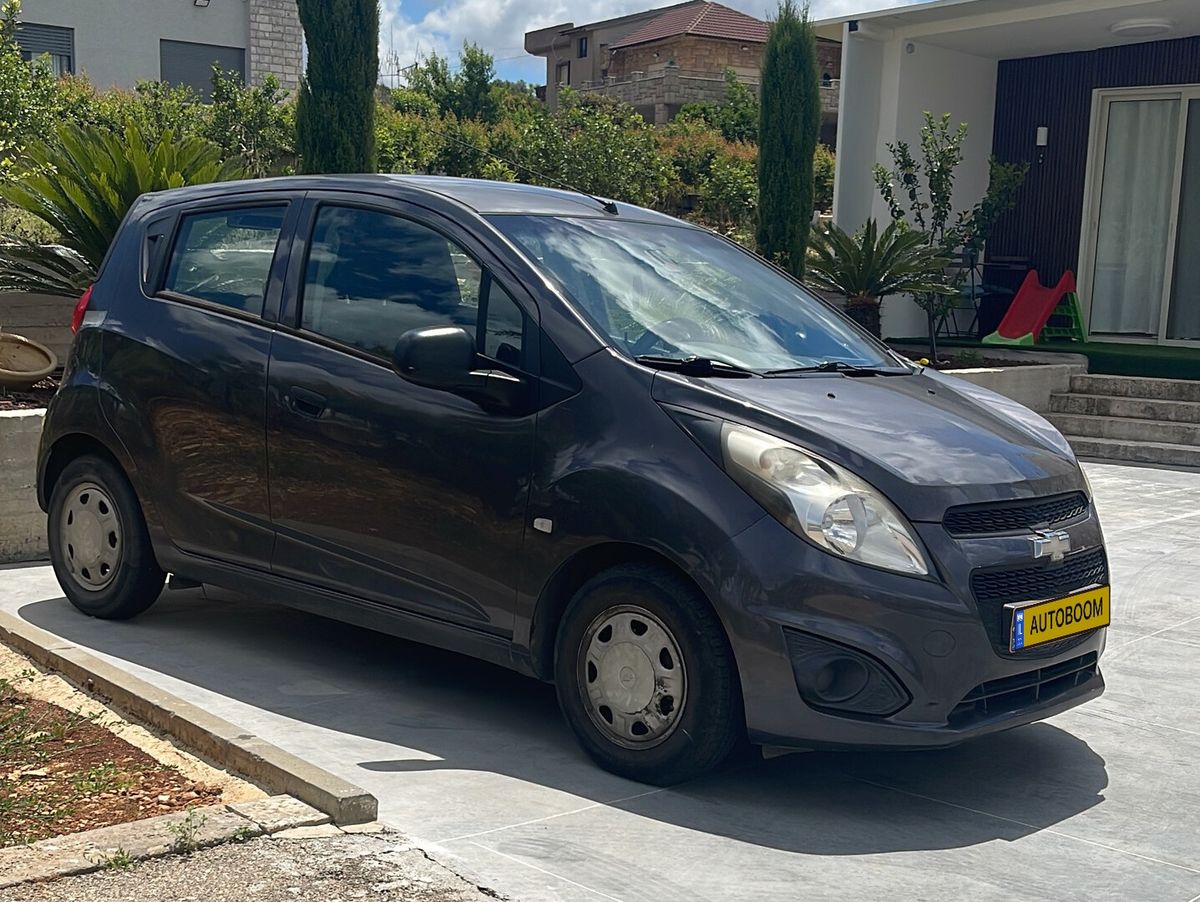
xmin=982 ymin=270 xmax=1076 ymax=346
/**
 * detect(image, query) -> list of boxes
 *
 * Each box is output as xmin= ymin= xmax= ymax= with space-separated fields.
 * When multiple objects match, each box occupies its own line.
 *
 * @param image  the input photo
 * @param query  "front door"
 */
xmin=265 ymin=197 xmax=537 ymax=634
xmin=1084 ymin=88 xmax=1200 ymax=344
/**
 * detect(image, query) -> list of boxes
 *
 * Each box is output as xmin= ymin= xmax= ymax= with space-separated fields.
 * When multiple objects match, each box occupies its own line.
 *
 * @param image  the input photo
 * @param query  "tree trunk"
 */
xmin=844 ymin=296 xmax=881 ymax=338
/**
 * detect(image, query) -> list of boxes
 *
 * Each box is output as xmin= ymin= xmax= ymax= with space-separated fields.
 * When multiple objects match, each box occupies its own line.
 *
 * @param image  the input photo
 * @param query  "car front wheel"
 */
xmin=554 ymin=563 xmax=743 ymax=785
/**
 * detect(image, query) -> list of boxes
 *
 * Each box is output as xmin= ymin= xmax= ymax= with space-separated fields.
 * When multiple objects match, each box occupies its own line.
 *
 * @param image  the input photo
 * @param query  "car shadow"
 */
xmin=17 ymin=589 xmax=1109 ymax=856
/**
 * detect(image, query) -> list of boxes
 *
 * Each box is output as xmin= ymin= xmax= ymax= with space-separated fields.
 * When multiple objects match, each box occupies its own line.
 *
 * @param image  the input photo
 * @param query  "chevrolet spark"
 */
xmin=38 ymin=176 xmax=1109 ymax=784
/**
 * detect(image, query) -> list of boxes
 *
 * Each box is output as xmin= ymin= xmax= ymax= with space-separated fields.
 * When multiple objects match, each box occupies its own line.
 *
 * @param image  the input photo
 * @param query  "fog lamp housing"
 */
xmin=783 ymin=629 xmax=910 ymax=717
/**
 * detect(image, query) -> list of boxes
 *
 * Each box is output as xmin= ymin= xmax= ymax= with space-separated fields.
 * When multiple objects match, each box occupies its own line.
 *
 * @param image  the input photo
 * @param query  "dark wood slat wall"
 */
xmin=990 ymin=36 xmax=1200 ymax=281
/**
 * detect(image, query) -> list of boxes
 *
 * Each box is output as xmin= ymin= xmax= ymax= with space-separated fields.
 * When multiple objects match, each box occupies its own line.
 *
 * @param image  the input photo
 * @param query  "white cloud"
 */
xmin=378 ymin=0 xmax=927 ymax=83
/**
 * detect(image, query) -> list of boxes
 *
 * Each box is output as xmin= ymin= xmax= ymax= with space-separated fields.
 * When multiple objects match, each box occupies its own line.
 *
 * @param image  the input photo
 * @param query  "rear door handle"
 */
xmin=286 ymin=386 xmax=327 ymax=419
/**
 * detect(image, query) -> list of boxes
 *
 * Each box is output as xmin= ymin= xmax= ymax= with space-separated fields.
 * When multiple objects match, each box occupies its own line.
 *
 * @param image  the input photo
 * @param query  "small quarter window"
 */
xmin=482 ymin=282 xmax=525 ymax=366
xmin=162 ymin=206 xmax=286 ymax=315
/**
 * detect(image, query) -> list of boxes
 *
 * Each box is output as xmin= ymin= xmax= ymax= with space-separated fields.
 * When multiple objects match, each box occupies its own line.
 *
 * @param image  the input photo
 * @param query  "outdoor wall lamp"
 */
xmin=1036 ymin=126 xmax=1049 ymax=165
xmin=193 ymin=0 xmax=211 ymax=6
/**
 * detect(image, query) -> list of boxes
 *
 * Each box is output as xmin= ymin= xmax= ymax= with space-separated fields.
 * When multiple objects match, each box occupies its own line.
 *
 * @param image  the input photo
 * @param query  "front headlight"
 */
xmin=721 ymin=423 xmax=930 ymax=576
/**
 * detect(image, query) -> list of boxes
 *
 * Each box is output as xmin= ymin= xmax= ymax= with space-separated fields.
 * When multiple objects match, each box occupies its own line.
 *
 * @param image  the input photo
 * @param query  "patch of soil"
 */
xmin=0 ymin=683 xmax=221 ymax=848
xmin=0 ymin=375 xmax=58 ymax=411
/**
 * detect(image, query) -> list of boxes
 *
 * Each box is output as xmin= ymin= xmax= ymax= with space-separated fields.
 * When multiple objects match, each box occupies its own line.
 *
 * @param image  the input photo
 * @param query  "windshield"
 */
xmin=489 ymin=215 xmax=903 ymax=372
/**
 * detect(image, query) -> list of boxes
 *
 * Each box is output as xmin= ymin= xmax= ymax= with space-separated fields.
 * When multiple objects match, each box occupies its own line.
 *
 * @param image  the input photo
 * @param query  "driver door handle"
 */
xmin=286 ymin=386 xmax=328 ymax=419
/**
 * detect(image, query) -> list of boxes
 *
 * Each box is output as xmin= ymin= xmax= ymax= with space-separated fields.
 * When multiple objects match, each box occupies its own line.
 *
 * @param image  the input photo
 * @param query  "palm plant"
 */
xmin=0 ymin=121 xmax=245 ymax=296
xmin=806 ymin=218 xmax=953 ymax=338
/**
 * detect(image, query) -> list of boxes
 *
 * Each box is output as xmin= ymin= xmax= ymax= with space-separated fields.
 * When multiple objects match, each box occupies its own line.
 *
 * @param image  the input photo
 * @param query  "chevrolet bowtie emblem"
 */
xmin=1030 ymin=529 xmax=1071 ymax=562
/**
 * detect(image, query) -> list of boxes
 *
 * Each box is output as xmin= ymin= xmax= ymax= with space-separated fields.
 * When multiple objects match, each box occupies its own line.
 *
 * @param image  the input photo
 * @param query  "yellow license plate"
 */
xmin=1008 ymin=585 xmax=1110 ymax=651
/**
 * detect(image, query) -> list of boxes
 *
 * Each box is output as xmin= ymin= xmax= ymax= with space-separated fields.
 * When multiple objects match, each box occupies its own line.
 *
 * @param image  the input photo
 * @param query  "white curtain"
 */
xmin=1169 ymin=101 xmax=1200 ymax=341
xmin=1090 ymin=99 xmax=1179 ymax=336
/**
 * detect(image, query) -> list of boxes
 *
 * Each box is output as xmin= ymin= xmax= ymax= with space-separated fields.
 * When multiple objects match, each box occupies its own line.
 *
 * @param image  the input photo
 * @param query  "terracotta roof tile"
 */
xmin=609 ymin=1 xmax=769 ymax=49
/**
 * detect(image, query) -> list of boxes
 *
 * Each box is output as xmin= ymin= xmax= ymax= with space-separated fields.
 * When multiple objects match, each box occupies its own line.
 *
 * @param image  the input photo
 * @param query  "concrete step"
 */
xmin=1048 ymin=392 xmax=1200 ymax=424
xmin=1067 ymin=435 xmax=1200 ymax=468
xmin=1069 ymin=373 xmax=1200 ymax=402
xmin=1048 ymin=413 xmax=1200 ymax=446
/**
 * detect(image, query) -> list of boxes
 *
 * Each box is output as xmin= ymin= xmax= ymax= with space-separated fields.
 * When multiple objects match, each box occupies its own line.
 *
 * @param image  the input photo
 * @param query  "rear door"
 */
xmin=100 ymin=193 xmax=299 ymax=567
xmin=264 ymin=194 xmax=538 ymax=634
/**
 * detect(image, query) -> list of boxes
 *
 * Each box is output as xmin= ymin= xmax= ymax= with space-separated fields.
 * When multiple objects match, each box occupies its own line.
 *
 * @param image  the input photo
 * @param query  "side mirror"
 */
xmin=392 ymin=325 xmax=476 ymax=390
xmin=393 ymin=325 xmax=529 ymax=412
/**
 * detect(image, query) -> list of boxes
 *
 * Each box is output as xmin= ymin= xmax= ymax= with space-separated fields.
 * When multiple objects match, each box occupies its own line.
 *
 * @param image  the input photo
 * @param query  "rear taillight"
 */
xmin=71 ymin=284 xmax=93 ymax=334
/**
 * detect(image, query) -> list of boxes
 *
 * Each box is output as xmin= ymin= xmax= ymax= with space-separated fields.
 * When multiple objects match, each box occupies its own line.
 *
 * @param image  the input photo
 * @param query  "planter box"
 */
xmin=943 ymin=363 xmax=1085 ymax=413
xmin=0 ymin=292 xmax=73 ymax=366
xmin=0 ymin=409 xmax=47 ymax=563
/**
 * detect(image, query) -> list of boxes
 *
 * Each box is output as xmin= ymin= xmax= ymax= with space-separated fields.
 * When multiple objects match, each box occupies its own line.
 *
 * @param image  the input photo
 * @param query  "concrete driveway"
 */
xmin=2 ymin=462 xmax=1199 ymax=901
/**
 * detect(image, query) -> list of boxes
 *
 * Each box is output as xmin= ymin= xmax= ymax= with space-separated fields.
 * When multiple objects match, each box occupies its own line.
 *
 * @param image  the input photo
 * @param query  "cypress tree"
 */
xmin=756 ymin=0 xmax=821 ymax=278
xmin=295 ymin=0 xmax=379 ymax=173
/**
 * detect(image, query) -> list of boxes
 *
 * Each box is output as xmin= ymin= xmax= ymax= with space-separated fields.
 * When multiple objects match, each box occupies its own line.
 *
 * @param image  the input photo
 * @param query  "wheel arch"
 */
xmin=39 ymin=432 xmax=133 ymax=512
xmin=527 ymin=541 xmax=734 ymax=682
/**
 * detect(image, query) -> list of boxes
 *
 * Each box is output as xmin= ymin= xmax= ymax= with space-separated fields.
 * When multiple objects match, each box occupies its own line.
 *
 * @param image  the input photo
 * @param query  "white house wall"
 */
xmin=21 ymin=0 xmax=251 ymax=89
xmin=834 ymin=25 xmax=998 ymax=340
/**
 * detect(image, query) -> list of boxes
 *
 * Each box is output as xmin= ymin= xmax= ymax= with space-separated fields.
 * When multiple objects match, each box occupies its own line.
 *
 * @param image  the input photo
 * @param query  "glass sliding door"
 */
xmin=1168 ymin=100 xmax=1200 ymax=341
xmin=1084 ymin=88 xmax=1200 ymax=345
xmin=1088 ymin=98 xmax=1179 ymax=337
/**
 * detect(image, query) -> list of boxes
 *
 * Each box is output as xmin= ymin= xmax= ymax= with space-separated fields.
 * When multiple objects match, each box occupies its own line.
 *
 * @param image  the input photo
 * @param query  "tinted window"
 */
xmin=302 ymin=206 xmax=527 ymax=363
xmin=483 ymin=282 xmax=524 ymax=365
xmin=163 ymin=206 xmax=285 ymax=315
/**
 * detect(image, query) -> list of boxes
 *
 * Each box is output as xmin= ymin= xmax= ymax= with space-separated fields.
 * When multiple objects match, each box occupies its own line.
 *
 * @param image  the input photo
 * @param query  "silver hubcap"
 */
xmin=60 ymin=482 xmax=122 ymax=590
xmin=579 ymin=605 xmax=687 ymax=748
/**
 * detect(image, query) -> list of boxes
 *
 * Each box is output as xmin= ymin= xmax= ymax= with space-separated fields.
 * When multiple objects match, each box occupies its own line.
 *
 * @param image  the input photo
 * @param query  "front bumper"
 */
xmin=713 ymin=515 xmax=1107 ymax=750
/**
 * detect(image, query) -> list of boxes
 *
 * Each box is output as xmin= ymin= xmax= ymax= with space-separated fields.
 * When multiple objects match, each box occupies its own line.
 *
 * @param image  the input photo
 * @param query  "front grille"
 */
xmin=944 ymin=492 xmax=1089 ymax=536
xmin=949 ymin=652 xmax=1098 ymax=727
xmin=970 ymin=547 xmax=1108 ymax=653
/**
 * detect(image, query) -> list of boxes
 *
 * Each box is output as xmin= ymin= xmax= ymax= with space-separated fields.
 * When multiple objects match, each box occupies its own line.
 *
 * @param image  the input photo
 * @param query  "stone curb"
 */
xmin=0 ymin=795 xmax=387 ymax=888
xmin=0 ymin=610 xmax=378 ymax=826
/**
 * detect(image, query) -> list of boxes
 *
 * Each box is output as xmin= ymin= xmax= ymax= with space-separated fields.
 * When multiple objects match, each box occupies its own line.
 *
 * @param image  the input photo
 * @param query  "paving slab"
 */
xmin=2 ymin=462 xmax=1199 ymax=901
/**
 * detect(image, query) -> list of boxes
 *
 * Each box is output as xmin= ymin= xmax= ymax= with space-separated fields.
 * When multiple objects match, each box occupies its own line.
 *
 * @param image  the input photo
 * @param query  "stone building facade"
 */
xmin=526 ymin=2 xmax=842 ymax=139
xmin=607 ymin=35 xmax=763 ymax=81
xmin=249 ymin=0 xmax=304 ymax=91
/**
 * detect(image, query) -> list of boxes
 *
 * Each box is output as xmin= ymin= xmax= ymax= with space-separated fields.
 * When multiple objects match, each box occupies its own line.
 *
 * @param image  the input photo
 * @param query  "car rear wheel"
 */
xmin=554 ymin=563 xmax=743 ymax=785
xmin=48 ymin=455 xmax=165 ymax=620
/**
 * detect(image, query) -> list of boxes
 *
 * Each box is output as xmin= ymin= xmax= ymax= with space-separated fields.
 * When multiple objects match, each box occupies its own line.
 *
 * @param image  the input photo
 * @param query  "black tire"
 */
xmin=47 ymin=455 xmax=165 ymax=620
xmin=554 ymin=563 xmax=743 ymax=785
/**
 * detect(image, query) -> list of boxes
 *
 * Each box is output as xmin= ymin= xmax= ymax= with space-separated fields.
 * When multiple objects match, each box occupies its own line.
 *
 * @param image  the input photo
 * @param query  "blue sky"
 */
xmin=378 ymin=0 xmax=924 ymax=84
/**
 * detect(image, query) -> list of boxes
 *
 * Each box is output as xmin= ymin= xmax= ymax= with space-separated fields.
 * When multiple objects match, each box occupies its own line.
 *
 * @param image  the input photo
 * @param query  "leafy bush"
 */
xmin=0 ymin=122 xmax=244 ymax=295
xmin=806 ymin=219 xmax=953 ymax=337
xmin=813 ymin=144 xmax=835 ymax=214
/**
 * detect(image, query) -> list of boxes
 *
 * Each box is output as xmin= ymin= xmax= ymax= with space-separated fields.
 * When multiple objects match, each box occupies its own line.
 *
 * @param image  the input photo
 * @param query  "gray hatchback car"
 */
xmin=39 ymin=176 xmax=1108 ymax=784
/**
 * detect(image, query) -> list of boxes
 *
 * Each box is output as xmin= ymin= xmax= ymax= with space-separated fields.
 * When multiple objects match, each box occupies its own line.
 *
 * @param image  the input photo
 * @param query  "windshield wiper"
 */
xmin=764 ymin=360 xmax=907 ymax=377
xmin=635 ymin=355 xmax=760 ymax=378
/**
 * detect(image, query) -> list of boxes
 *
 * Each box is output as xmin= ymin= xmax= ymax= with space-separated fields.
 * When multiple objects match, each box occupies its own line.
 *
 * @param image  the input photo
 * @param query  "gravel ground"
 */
xmin=0 ymin=833 xmax=502 ymax=902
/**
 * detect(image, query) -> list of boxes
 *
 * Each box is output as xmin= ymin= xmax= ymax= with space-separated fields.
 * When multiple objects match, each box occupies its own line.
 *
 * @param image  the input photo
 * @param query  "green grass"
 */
xmin=896 ymin=337 xmax=1200 ymax=381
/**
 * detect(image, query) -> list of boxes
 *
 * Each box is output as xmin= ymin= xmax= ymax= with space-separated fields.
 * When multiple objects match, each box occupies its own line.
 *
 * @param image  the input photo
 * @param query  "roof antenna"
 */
xmin=427 ymin=122 xmax=620 ymax=215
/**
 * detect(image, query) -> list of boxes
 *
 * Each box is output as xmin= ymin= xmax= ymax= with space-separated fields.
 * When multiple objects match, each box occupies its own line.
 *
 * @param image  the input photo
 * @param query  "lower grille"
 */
xmin=971 ymin=547 xmax=1108 ymax=653
xmin=949 ymin=652 xmax=1098 ymax=727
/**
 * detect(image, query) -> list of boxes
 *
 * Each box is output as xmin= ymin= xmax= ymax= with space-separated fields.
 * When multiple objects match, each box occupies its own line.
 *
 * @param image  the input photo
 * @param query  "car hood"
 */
xmin=651 ymin=367 xmax=1085 ymax=522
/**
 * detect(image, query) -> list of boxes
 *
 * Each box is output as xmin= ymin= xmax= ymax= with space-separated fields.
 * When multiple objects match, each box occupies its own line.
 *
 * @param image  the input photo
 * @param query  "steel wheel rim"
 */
xmin=60 ymin=482 xmax=122 ymax=590
xmin=578 ymin=605 xmax=687 ymax=749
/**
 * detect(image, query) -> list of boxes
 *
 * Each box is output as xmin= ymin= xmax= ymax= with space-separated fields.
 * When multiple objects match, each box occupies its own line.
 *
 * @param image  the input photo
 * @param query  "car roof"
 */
xmin=132 ymin=174 xmax=690 ymax=227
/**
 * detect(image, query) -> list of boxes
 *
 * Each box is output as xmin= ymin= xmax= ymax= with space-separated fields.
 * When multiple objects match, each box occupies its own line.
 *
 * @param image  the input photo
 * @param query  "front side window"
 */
xmin=301 ymin=205 xmax=526 ymax=364
xmin=162 ymin=206 xmax=286 ymax=314
xmin=490 ymin=215 xmax=900 ymax=372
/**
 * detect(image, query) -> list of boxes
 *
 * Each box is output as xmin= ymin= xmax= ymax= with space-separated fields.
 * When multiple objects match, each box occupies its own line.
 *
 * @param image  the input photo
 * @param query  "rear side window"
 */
xmin=302 ymin=205 xmax=525 ymax=362
xmin=162 ymin=206 xmax=286 ymax=315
